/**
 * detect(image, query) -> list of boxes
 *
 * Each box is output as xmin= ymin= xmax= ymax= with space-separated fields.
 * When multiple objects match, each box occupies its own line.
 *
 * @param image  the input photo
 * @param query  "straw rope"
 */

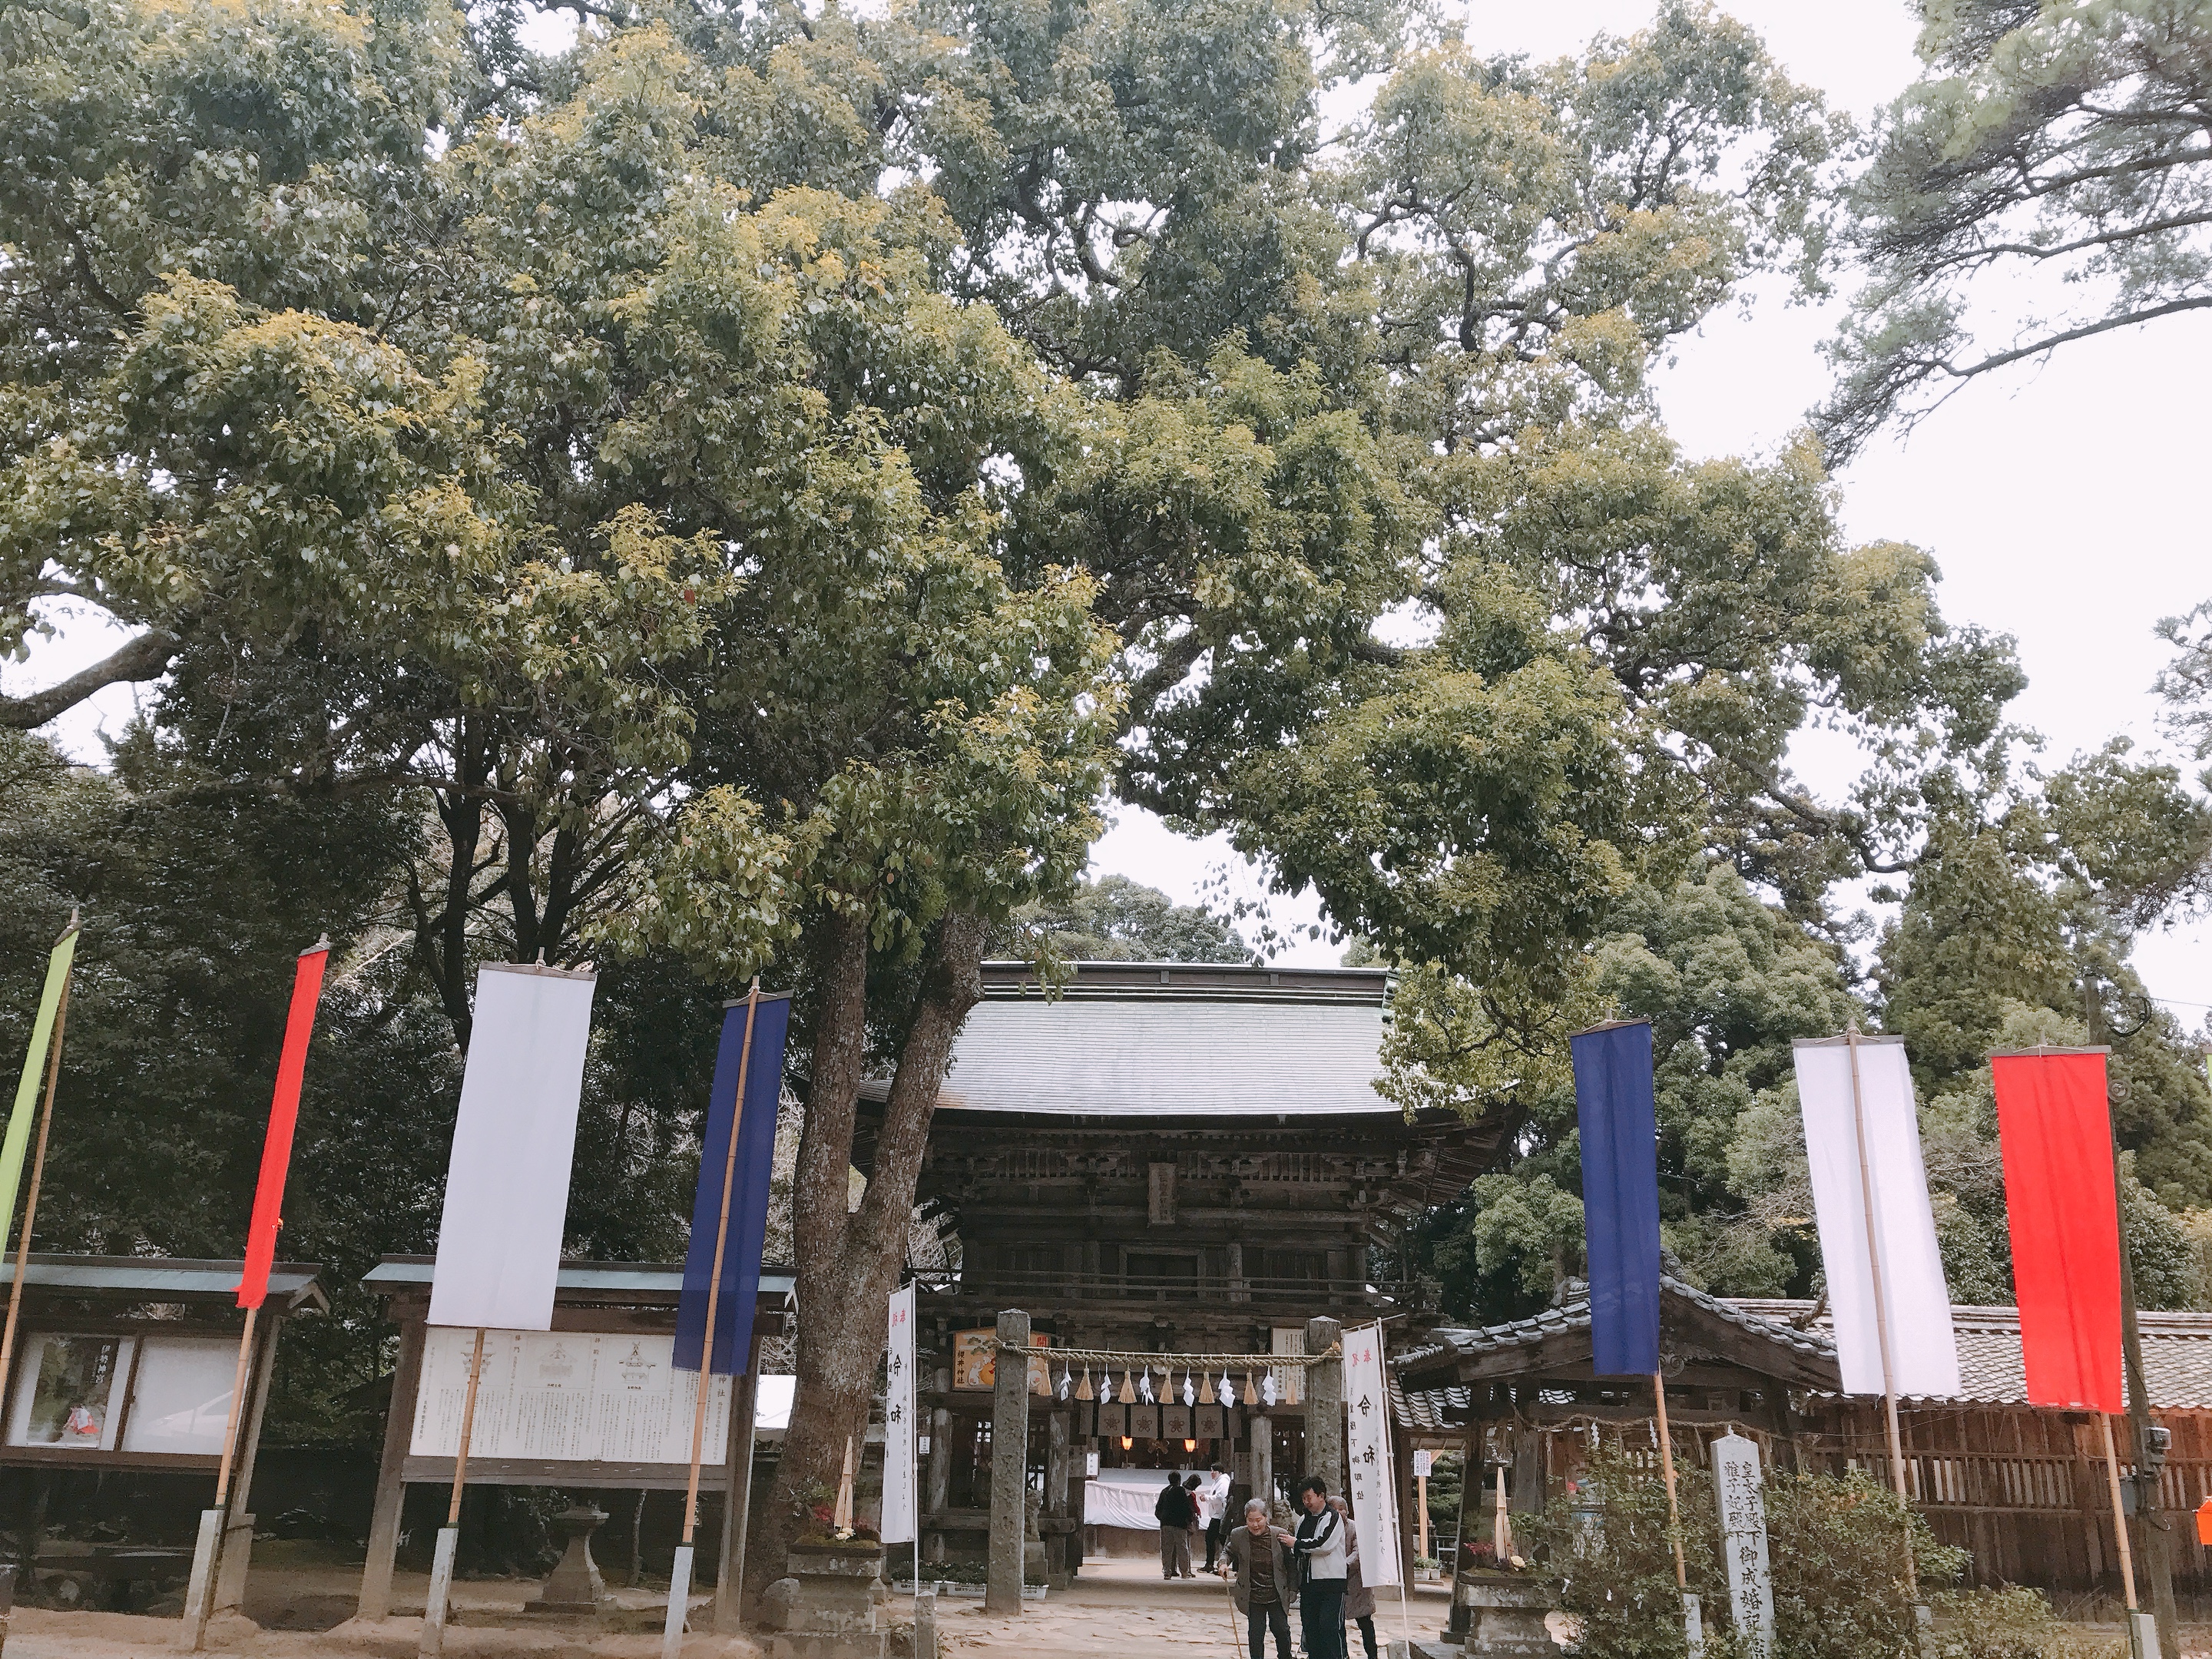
xmin=988 ymin=1339 xmax=1341 ymax=1368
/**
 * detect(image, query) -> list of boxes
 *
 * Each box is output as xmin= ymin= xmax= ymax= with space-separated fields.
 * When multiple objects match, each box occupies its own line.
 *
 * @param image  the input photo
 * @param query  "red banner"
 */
xmin=237 ymin=942 xmax=330 ymax=1309
xmin=1991 ymin=1051 xmax=2122 ymax=1412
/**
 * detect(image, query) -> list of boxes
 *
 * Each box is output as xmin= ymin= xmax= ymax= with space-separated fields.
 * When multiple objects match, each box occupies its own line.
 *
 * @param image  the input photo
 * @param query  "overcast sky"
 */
xmin=12 ymin=2 xmax=2209 ymax=1018
xmin=1095 ymin=0 xmax=2212 ymax=1025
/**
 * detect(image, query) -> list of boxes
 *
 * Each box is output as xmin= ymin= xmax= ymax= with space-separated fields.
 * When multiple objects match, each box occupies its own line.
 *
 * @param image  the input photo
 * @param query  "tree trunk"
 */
xmin=743 ymin=909 xmax=987 ymax=1607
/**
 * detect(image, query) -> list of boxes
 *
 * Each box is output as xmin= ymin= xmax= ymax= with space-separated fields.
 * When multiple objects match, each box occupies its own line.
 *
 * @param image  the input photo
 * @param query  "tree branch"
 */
xmin=0 ymin=628 xmax=180 ymax=730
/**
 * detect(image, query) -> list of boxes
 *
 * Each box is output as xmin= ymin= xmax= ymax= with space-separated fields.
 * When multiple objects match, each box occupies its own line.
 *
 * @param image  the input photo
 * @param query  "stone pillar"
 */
xmin=925 ymin=1406 xmax=952 ymax=1564
xmin=1249 ymin=1415 xmax=1273 ymax=1515
xmin=1305 ymin=1316 xmax=1343 ymax=1498
xmin=986 ymin=1310 xmax=1031 ymax=1614
xmin=1046 ymin=1411 xmax=1069 ymax=1518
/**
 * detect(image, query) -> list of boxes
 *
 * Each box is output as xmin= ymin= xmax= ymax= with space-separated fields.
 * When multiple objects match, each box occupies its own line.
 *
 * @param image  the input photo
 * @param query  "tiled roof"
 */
xmin=862 ymin=962 xmax=1396 ymax=1118
xmin=1394 ymin=1277 xmax=1837 ymax=1382
xmin=1391 ymin=1376 xmax=1471 ymax=1434
xmin=1727 ymin=1299 xmax=2212 ymax=1410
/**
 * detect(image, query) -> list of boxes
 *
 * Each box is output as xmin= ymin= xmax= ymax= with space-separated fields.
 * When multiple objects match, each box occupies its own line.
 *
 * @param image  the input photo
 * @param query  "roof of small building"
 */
xmin=1395 ymin=1277 xmax=1839 ymax=1385
xmin=1727 ymin=1298 xmax=2212 ymax=1410
xmin=363 ymin=1257 xmax=797 ymax=1304
xmin=863 ymin=961 xmax=1396 ymax=1118
xmin=0 ymin=1253 xmax=324 ymax=1312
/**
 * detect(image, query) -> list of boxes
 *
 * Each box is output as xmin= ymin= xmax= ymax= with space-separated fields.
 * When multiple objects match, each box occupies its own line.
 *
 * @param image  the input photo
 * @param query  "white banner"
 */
xmin=1792 ymin=1035 xmax=1959 ymax=1398
xmin=1711 ymin=1433 xmax=1773 ymax=1659
xmin=1342 ymin=1320 xmax=1401 ymax=1589
xmin=882 ymin=1283 xmax=916 ymax=1545
xmin=428 ymin=965 xmax=598 ymax=1331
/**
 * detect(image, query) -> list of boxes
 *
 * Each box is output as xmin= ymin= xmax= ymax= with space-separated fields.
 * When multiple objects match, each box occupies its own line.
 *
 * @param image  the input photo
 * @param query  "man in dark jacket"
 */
xmin=1288 ymin=1475 xmax=1346 ymax=1659
xmin=1224 ymin=1498 xmax=1296 ymax=1659
xmin=1154 ymin=1470 xmax=1197 ymax=1578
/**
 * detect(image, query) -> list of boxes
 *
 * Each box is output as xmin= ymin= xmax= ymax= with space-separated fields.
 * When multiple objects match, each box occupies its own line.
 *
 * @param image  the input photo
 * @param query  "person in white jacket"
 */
xmin=1280 ymin=1476 xmax=1346 ymax=1659
xmin=1198 ymin=1464 xmax=1232 ymax=1571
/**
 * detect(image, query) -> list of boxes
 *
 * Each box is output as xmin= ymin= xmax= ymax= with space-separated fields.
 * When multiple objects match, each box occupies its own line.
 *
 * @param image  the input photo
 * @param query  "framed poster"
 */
xmin=950 ymin=1330 xmax=1053 ymax=1392
xmin=6 ymin=1334 xmax=129 ymax=1450
xmin=119 ymin=1336 xmax=239 ymax=1454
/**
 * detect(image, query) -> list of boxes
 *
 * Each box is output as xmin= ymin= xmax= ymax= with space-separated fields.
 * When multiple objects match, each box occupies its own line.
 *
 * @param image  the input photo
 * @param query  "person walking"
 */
xmin=1224 ymin=1497 xmax=1296 ymax=1659
xmin=1155 ymin=1469 xmax=1197 ymax=1580
xmin=1184 ymin=1473 xmax=1205 ymax=1574
xmin=1287 ymin=1475 xmax=1346 ymax=1659
xmin=1329 ymin=1495 xmax=1379 ymax=1659
xmin=1200 ymin=1463 xmax=1231 ymax=1571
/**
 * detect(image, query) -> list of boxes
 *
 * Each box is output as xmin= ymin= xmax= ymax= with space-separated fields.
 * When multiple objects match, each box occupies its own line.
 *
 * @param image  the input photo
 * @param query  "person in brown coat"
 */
xmin=1329 ymin=1495 xmax=1379 ymax=1659
xmin=1222 ymin=1498 xmax=1296 ymax=1659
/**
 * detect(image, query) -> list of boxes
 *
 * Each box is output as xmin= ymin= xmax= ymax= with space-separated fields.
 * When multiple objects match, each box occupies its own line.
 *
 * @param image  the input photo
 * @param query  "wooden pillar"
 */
xmin=985 ymin=1310 xmax=1031 ymax=1614
xmin=1306 ymin=1316 xmax=1343 ymax=1498
xmin=1393 ymin=1429 xmax=1418 ymax=1588
xmin=1508 ymin=1424 xmax=1544 ymax=1515
xmin=1447 ymin=1431 xmax=1483 ymax=1641
xmin=713 ymin=1320 xmax=764 ymax=1633
xmin=215 ymin=1313 xmax=284 ymax=1611
xmin=358 ymin=1310 xmax=427 ymax=1620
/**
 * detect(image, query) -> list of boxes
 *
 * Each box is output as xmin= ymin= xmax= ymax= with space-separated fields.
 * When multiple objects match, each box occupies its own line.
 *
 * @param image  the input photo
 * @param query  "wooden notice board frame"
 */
xmin=356 ymin=1256 xmax=795 ymax=1628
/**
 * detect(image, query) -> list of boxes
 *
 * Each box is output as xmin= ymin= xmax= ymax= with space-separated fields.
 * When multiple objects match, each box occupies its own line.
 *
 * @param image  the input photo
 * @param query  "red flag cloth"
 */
xmin=237 ymin=942 xmax=330 ymax=1308
xmin=1991 ymin=1051 xmax=2123 ymax=1412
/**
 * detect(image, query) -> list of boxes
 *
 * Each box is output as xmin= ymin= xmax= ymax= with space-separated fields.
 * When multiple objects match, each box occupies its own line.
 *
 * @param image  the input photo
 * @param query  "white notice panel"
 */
xmin=119 ymin=1336 xmax=240 ymax=1453
xmin=409 ymin=1329 xmax=731 ymax=1465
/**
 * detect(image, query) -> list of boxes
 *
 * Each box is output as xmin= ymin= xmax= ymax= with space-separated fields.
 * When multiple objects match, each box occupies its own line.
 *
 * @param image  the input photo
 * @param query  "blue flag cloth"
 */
xmin=1571 ymin=1020 xmax=1662 ymax=1377
xmin=674 ymin=992 xmax=793 ymax=1375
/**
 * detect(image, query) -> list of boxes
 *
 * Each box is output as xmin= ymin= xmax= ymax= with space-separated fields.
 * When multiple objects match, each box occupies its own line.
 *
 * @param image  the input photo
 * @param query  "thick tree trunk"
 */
xmin=743 ymin=910 xmax=987 ymax=1607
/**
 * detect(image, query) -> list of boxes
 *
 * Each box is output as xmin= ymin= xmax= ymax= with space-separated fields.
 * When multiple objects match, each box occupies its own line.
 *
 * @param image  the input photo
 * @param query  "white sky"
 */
xmin=1095 ymin=0 xmax=2212 ymax=1027
xmin=11 ymin=2 xmax=2209 ymax=1018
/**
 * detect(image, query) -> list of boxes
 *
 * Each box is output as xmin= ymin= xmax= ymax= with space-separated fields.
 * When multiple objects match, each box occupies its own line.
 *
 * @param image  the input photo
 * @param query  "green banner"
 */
xmin=0 ymin=926 xmax=79 ymax=1257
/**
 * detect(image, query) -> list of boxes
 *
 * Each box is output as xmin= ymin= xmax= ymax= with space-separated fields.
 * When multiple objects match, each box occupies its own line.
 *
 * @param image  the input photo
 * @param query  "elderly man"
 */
xmin=1221 ymin=1498 xmax=1296 ymax=1659
xmin=1286 ymin=1475 xmax=1346 ymax=1659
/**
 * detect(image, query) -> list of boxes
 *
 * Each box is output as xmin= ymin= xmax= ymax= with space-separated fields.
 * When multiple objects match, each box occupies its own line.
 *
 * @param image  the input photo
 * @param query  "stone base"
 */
xmin=1450 ymin=1572 xmax=1555 ymax=1659
xmin=772 ymin=1634 xmax=888 ymax=1659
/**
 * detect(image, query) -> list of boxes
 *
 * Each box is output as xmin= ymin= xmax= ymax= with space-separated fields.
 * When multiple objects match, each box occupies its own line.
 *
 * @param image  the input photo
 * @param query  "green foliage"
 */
xmin=1821 ymin=1 xmax=2212 ymax=458
xmin=1521 ymin=1444 xmax=1730 ymax=1659
xmin=1763 ymin=1470 xmax=1965 ymax=1659
xmin=1928 ymin=1588 xmax=2124 ymax=1659
xmin=997 ymin=874 xmax=1250 ymax=965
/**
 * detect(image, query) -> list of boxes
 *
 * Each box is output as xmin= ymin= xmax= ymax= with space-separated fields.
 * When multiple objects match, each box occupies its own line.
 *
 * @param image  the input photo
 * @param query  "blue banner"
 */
xmin=1571 ymin=1020 xmax=1661 ymax=1377
xmin=674 ymin=992 xmax=792 ymax=1375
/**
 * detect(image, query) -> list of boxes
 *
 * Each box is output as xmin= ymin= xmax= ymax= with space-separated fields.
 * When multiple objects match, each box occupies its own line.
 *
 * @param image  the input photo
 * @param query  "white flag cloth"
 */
xmin=1791 ymin=1035 xmax=1959 ymax=1398
xmin=882 ymin=1284 xmax=917 ymax=1545
xmin=428 ymin=964 xmax=598 ymax=1331
xmin=1341 ymin=1322 xmax=1402 ymax=1589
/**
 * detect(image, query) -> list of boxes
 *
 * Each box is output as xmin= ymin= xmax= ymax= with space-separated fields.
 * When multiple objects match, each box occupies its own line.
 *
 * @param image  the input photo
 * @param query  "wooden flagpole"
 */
xmin=664 ymin=979 xmax=761 ymax=1658
xmin=0 ymin=916 xmax=76 ymax=1392
xmin=2101 ymin=1412 xmax=2141 ymax=1612
xmin=1843 ymin=1026 xmax=1918 ymax=1597
xmin=450 ymin=1326 xmax=488 ymax=1523
xmin=1652 ymin=1373 xmax=1687 ymax=1591
xmin=419 ymin=1327 xmax=487 ymax=1658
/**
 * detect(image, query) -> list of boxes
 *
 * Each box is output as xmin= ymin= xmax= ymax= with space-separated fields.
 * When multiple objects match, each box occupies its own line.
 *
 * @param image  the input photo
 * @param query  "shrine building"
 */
xmin=857 ymin=960 xmax=1500 ymax=1570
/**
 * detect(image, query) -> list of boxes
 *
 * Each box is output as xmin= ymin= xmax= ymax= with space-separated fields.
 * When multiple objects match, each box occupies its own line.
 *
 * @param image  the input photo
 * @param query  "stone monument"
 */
xmin=524 ymin=1505 xmax=614 ymax=1616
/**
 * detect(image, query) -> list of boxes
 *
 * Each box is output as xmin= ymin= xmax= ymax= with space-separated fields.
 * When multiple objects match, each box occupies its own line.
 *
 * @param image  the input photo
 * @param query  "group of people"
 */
xmin=1156 ymin=1470 xmax=1379 ymax=1659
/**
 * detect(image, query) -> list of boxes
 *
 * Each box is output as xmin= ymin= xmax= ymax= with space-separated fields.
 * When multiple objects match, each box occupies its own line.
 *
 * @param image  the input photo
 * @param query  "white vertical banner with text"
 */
xmin=1342 ymin=1320 xmax=1402 ymax=1588
xmin=881 ymin=1283 xmax=916 ymax=1545
xmin=1711 ymin=1432 xmax=1774 ymax=1659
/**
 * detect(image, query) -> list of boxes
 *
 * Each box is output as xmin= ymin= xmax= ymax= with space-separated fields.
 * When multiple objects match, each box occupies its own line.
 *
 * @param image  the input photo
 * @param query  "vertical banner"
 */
xmin=882 ymin=1283 xmax=917 ymax=1545
xmin=1342 ymin=1320 xmax=1402 ymax=1589
xmin=0 ymin=923 xmax=79 ymax=1252
xmin=1571 ymin=1021 xmax=1662 ymax=1376
xmin=1991 ymin=1050 xmax=2123 ymax=1412
xmin=1711 ymin=1432 xmax=1774 ymax=1659
xmin=1791 ymin=1035 xmax=1959 ymax=1398
xmin=236 ymin=940 xmax=330 ymax=1308
xmin=427 ymin=964 xmax=598 ymax=1332
xmin=674 ymin=994 xmax=792 ymax=1373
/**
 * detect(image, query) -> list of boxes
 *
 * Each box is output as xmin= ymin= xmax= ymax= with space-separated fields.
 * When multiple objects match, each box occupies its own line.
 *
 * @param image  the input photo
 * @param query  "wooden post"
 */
xmin=0 ymin=954 xmax=72 ymax=1392
xmin=420 ymin=1327 xmax=486 ymax=1658
xmin=2101 ymin=1412 xmax=2141 ymax=1611
xmin=667 ymin=980 xmax=761 ymax=1659
xmin=713 ymin=1323 xmax=763 ymax=1632
xmin=359 ymin=1311 xmax=427 ymax=1619
xmin=1416 ymin=1464 xmax=1429 ymax=1563
xmin=1492 ymin=1460 xmax=1508 ymax=1558
xmin=215 ymin=1313 xmax=283 ymax=1612
xmin=2112 ymin=1133 xmax=2180 ymax=1659
xmin=1844 ymin=1027 xmax=1919 ymax=1597
xmin=185 ymin=1300 xmax=263 ymax=1647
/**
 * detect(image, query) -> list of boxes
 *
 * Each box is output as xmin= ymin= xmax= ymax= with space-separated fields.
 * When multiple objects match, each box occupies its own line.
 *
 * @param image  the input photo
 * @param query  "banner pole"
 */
xmin=1652 ymin=1373 xmax=1687 ymax=1591
xmin=420 ymin=1328 xmax=487 ymax=1658
xmin=1844 ymin=1026 xmax=1918 ymax=1597
xmin=0 ymin=926 xmax=75 ymax=1392
xmin=2101 ymin=1412 xmax=2141 ymax=1611
xmin=665 ymin=978 xmax=760 ymax=1659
